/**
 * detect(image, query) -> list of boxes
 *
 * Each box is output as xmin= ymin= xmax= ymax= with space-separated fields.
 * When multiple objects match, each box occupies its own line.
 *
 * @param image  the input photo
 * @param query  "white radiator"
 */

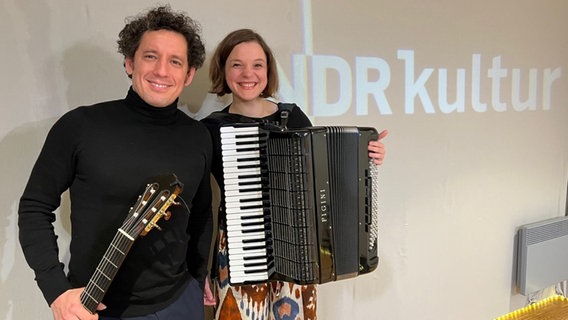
xmin=517 ymin=216 xmax=568 ymax=295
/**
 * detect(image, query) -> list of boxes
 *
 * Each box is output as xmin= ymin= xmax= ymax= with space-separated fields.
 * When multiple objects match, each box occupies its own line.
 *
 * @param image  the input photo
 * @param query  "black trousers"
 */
xmin=99 ymin=278 xmax=203 ymax=320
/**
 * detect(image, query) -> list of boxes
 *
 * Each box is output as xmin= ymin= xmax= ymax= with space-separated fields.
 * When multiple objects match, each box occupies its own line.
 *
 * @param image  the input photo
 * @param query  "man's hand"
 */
xmin=368 ymin=129 xmax=388 ymax=165
xmin=50 ymin=288 xmax=105 ymax=320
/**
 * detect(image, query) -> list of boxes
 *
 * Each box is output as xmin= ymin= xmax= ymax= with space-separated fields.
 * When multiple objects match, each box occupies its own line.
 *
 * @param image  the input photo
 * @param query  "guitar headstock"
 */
xmin=121 ymin=173 xmax=184 ymax=238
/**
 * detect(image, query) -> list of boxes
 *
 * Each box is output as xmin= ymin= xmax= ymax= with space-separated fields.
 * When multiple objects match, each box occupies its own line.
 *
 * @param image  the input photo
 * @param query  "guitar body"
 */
xmin=80 ymin=173 xmax=183 ymax=314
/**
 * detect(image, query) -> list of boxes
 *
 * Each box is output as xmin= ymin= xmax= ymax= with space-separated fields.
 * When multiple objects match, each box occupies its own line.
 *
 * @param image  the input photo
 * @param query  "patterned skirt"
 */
xmin=214 ymin=229 xmax=317 ymax=320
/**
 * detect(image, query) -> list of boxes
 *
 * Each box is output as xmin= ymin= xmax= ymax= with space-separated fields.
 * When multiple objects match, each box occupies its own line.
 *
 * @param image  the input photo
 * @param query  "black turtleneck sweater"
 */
xmin=18 ymin=88 xmax=213 ymax=317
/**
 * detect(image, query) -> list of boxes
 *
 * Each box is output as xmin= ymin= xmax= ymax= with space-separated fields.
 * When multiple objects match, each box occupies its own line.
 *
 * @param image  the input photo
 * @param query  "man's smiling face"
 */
xmin=125 ymin=29 xmax=195 ymax=107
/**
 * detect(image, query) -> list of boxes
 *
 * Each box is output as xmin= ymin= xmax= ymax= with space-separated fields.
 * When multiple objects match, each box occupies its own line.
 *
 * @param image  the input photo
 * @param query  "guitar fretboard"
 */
xmin=80 ymin=230 xmax=135 ymax=313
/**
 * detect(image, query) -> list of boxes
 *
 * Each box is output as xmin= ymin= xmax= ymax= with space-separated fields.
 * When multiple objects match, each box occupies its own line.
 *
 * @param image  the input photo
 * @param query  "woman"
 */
xmin=201 ymin=29 xmax=387 ymax=320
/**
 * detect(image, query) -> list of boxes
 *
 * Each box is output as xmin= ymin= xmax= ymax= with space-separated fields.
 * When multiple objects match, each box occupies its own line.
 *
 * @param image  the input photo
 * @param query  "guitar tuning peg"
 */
xmin=172 ymin=200 xmax=182 ymax=206
xmin=163 ymin=210 xmax=172 ymax=221
xmin=153 ymin=223 xmax=162 ymax=231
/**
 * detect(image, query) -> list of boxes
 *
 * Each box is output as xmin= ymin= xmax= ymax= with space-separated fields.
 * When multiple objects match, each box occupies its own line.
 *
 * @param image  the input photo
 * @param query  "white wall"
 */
xmin=1 ymin=0 xmax=567 ymax=319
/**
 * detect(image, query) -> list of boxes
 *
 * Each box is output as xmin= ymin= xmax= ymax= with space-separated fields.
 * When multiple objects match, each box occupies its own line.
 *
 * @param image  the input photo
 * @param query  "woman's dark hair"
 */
xmin=117 ymin=5 xmax=205 ymax=70
xmin=209 ymin=29 xmax=278 ymax=98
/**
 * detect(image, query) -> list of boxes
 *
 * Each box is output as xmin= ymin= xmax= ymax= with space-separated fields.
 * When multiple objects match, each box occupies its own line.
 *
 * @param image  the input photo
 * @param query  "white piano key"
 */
xmin=226 ymin=246 xmax=268 ymax=259
xmin=222 ymin=159 xmax=261 ymax=168
xmin=226 ymin=213 xmax=264 ymax=222
xmin=221 ymin=136 xmax=262 ymax=145
xmin=221 ymin=142 xmax=262 ymax=151
xmin=226 ymin=217 xmax=265 ymax=225
xmin=227 ymin=242 xmax=266 ymax=251
xmin=224 ymin=188 xmax=262 ymax=196
xmin=229 ymin=259 xmax=268 ymax=272
xmin=221 ymin=132 xmax=260 ymax=140
xmin=222 ymin=152 xmax=261 ymax=162
xmin=224 ymin=186 xmax=262 ymax=193
xmin=221 ymin=136 xmax=261 ymax=143
xmin=223 ymin=168 xmax=262 ymax=179
xmin=227 ymin=244 xmax=266 ymax=252
xmin=225 ymin=198 xmax=263 ymax=206
xmin=224 ymin=177 xmax=262 ymax=188
xmin=225 ymin=247 xmax=267 ymax=256
xmin=229 ymin=266 xmax=269 ymax=275
xmin=228 ymin=255 xmax=267 ymax=265
xmin=226 ymin=230 xmax=266 ymax=240
xmin=226 ymin=218 xmax=266 ymax=226
xmin=225 ymin=188 xmax=262 ymax=197
xmin=226 ymin=222 xmax=266 ymax=230
xmin=230 ymin=271 xmax=269 ymax=282
xmin=225 ymin=190 xmax=263 ymax=201
xmin=220 ymin=128 xmax=260 ymax=136
xmin=226 ymin=184 xmax=261 ymax=192
xmin=226 ymin=229 xmax=265 ymax=236
xmin=225 ymin=191 xmax=260 ymax=199
xmin=220 ymin=126 xmax=260 ymax=134
xmin=225 ymin=200 xmax=263 ymax=209
xmin=227 ymin=239 xmax=266 ymax=250
xmin=225 ymin=190 xmax=263 ymax=200
xmin=229 ymin=267 xmax=268 ymax=276
xmin=225 ymin=207 xmax=264 ymax=216
xmin=223 ymin=167 xmax=261 ymax=175
xmin=226 ymin=235 xmax=266 ymax=244
xmin=226 ymin=222 xmax=265 ymax=230
xmin=221 ymin=148 xmax=261 ymax=156
xmin=226 ymin=216 xmax=265 ymax=226
xmin=234 ymin=254 xmax=267 ymax=261
xmin=229 ymin=260 xmax=267 ymax=269
xmin=226 ymin=225 xmax=266 ymax=234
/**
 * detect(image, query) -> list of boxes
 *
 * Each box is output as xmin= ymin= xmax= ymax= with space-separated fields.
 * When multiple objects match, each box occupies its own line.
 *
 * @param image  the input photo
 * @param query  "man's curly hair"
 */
xmin=117 ymin=5 xmax=205 ymax=70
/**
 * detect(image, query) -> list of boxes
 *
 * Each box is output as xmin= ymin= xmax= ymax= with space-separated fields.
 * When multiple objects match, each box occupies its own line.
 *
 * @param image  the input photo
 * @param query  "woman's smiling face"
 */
xmin=224 ymin=41 xmax=268 ymax=103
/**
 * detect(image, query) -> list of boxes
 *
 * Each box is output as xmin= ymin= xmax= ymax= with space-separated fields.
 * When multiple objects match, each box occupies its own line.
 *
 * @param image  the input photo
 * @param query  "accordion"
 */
xmin=220 ymin=123 xmax=380 ymax=285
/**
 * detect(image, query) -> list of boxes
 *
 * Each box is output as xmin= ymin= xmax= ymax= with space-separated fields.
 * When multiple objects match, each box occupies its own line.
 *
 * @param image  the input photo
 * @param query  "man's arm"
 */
xmin=18 ymin=112 xmax=79 ymax=305
xmin=186 ymin=130 xmax=214 ymax=288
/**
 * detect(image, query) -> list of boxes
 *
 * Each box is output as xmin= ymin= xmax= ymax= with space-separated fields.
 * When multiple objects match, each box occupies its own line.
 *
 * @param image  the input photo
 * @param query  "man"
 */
xmin=18 ymin=5 xmax=212 ymax=320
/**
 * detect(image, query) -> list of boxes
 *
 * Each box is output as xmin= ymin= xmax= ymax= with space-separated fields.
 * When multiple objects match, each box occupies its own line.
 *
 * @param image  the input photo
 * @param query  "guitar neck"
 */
xmin=77 ymin=173 xmax=183 ymax=314
xmin=80 ymin=229 xmax=135 ymax=314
